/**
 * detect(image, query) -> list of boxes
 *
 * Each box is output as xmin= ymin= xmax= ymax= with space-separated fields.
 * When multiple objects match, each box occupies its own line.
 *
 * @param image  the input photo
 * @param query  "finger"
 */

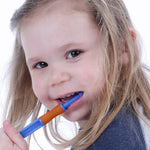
xmin=0 ymin=128 xmax=14 ymax=149
xmin=0 ymin=128 xmax=11 ymax=142
xmin=3 ymin=120 xmax=28 ymax=150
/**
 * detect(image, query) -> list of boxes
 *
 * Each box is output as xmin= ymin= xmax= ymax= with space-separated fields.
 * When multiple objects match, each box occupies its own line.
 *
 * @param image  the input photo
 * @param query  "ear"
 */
xmin=118 ymin=28 xmax=136 ymax=66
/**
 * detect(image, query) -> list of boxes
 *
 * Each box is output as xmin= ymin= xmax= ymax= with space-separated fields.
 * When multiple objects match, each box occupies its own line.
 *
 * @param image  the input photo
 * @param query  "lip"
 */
xmin=55 ymin=91 xmax=83 ymax=106
xmin=55 ymin=91 xmax=83 ymax=100
xmin=66 ymin=93 xmax=83 ymax=110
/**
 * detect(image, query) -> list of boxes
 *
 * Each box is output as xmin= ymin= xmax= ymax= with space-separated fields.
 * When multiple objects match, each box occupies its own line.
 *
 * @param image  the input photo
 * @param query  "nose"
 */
xmin=49 ymin=67 xmax=71 ymax=87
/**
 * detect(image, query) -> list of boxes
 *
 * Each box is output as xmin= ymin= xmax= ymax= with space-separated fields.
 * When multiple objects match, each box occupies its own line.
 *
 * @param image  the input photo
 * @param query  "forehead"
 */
xmin=20 ymin=0 xmax=99 ymax=44
xmin=22 ymin=0 xmax=92 ymax=21
xmin=19 ymin=0 xmax=96 ymax=39
xmin=21 ymin=0 xmax=99 ymax=56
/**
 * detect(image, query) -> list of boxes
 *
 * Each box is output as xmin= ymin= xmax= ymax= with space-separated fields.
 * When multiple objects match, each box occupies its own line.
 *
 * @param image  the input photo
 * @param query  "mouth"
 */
xmin=56 ymin=91 xmax=83 ymax=103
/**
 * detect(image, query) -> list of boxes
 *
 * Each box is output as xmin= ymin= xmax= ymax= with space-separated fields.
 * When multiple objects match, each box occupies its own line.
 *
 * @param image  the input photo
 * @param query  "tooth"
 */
xmin=71 ymin=93 xmax=75 ymax=96
xmin=67 ymin=94 xmax=72 ymax=97
xmin=62 ymin=99 xmax=66 ymax=102
xmin=59 ymin=92 xmax=78 ymax=101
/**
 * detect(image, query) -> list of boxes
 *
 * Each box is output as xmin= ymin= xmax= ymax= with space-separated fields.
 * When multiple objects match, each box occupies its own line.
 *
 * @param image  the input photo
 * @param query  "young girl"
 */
xmin=0 ymin=0 xmax=150 ymax=149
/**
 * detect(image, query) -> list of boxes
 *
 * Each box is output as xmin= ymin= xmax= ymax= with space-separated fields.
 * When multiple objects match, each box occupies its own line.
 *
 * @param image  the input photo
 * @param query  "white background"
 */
xmin=0 ymin=0 xmax=150 ymax=149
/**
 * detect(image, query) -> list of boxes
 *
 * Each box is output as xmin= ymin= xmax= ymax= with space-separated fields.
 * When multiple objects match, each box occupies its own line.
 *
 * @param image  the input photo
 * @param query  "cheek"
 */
xmin=32 ymin=81 xmax=40 ymax=98
xmin=83 ymin=62 xmax=105 ymax=94
xmin=81 ymin=62 xmax=103 ymax=84
xmin=31 ymin=77 xmax=55 ymax=108
xmin=31 ymin=78 xmax=45 ymax=100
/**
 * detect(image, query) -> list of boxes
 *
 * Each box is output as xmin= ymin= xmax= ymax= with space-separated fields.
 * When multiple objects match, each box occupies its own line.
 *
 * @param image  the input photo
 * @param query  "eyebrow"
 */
xmin=58 ymin=42 xmax=84 ymax=51
xmin=26 ymin=57 xmax=41 ymax=65
xmin=26 ymin=42 xmax=84 ymax=63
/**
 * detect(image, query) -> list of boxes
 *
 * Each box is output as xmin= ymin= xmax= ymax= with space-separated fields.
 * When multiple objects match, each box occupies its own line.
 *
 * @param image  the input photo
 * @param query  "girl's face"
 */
xmin=20 ymin=1 xmax=105 ymax=127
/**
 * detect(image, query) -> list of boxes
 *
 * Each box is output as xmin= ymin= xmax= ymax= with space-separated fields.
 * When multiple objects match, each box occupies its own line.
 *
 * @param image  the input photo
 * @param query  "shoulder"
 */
xmin=87 ymin=107 xmax=147 ymax=150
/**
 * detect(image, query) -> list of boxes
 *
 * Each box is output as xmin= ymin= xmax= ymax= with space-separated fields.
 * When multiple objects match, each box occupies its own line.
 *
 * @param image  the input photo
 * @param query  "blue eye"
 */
xmin=66 ymin=50 xmax=82 ymax=59
xmin=34 ymin=61 xmax=48 ymax=69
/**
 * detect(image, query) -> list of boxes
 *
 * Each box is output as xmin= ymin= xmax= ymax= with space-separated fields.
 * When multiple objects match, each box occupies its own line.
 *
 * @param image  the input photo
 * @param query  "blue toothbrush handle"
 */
xmin=19 ymin=118 xmax=44 ymax=138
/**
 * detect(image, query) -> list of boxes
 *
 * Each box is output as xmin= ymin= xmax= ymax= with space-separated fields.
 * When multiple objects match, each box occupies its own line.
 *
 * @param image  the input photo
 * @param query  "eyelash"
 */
xmin=32 ymin=49 xmax=82 ymax=69
xmin=34 ymin=61 xmax=48 ymax=69
xmin=66 ymin=49 xmax=82 ymax=59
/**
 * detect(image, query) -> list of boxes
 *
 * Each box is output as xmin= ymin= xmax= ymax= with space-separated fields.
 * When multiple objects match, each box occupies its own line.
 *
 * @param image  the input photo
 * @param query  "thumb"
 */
xmin=3 ymin=120 xmax=28 ymax=150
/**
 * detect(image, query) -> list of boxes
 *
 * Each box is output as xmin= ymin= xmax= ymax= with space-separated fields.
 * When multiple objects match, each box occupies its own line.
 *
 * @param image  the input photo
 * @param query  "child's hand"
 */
xmin=0 ymin=120 xmax=28 ymax=150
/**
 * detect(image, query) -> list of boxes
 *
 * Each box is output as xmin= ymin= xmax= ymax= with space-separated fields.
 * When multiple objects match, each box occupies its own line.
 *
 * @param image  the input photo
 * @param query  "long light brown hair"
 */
xmin=4 ymin=0 xmax=150 ymax=149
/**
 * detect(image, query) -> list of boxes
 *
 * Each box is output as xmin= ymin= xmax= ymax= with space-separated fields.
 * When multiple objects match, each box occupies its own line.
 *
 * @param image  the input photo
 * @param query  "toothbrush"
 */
xmin=19 ymin=92 xmax=82 ymax=138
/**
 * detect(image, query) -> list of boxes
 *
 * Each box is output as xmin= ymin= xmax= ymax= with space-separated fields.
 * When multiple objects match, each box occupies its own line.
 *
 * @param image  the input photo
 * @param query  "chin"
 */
xmin=62 ymin=110 xmax=91 ymax=124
